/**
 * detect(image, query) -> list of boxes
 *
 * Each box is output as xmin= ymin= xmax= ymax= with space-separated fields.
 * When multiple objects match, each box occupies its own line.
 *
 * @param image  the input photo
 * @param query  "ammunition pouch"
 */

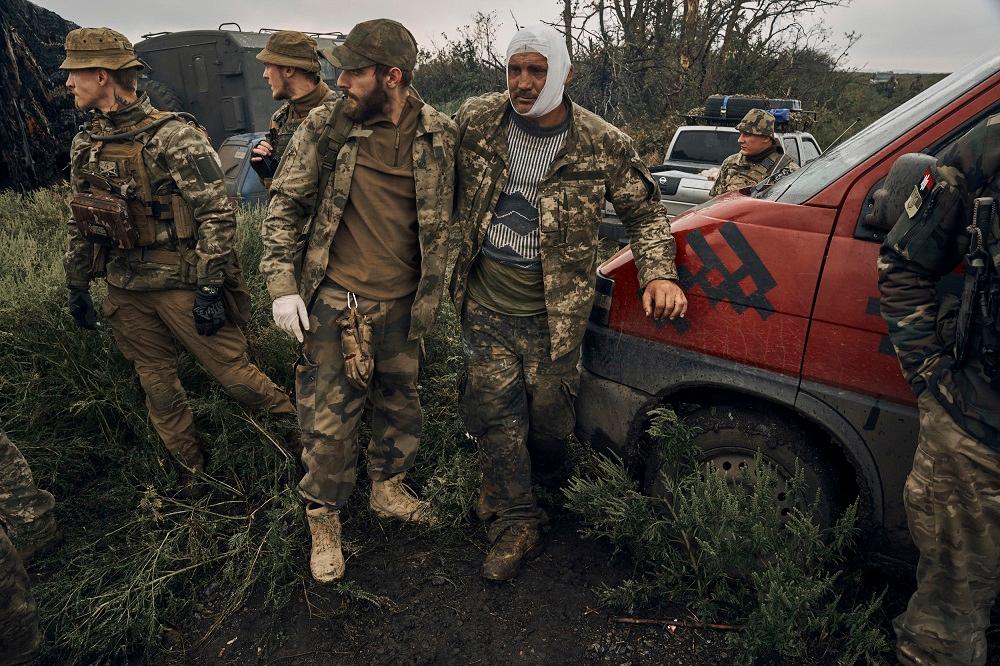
xmin=337 ymin=292 xmax=374 ymax=391
xmin=69 ymin=191 xmax=138 ymax=249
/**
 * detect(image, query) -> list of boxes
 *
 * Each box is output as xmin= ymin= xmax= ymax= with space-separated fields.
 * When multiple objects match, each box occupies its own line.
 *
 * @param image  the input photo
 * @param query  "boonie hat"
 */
xmin=736 ymin=109 xmax=776 ymax=138
xmin=321 ymin=19 xmax=417 ymax=71
xmin=61 ymin=27 xmax=144 ymax=71
xmin=256 ymin=31 xmax=321 ymax=73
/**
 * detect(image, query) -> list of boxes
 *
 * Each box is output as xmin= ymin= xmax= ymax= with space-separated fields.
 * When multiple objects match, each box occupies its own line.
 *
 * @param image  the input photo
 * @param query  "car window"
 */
xmin=782 ymin=138 xmax=801 ymax=163
xmin=669 ymin=130 xmax=739 ymax=164
xmin=218 ymin=142 xmax=247 ymax=183
xmin=761 ymin=52 xmax=999 ymax=204
xmin=801 ymin=139 xmax=821 ymax=163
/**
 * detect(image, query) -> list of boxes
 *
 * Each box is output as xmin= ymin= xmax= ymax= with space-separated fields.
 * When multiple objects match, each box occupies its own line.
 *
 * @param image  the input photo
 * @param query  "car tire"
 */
xmin=141 ymin=79 xmax=184 ymax=113
xmin=643 ymin=404 xmax=842 ymax=528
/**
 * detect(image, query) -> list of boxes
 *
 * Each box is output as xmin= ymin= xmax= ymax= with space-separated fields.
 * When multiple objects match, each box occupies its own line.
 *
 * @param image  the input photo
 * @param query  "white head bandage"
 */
xmin=506 ymin=24 xmax=571 ymax=118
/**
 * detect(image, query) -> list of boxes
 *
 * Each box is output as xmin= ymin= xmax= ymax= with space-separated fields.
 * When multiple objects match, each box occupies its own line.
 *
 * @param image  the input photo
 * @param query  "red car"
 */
xmin=576 ymin=54 xmax=1000 ymax=561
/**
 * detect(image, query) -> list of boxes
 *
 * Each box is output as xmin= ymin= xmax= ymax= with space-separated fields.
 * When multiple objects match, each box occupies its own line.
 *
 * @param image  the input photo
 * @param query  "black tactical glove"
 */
xmin=250 ymin=152 xmax=279 ymax=182
xmin=68 ymin=286 xmax=97 ymax=330
xmin=193 ymin=285 xmax=226 ymax=336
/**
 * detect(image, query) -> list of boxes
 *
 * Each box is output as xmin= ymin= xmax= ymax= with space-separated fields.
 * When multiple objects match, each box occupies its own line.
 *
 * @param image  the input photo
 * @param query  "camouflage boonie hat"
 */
xmin=736 ymin=109 xmax=776 ymax=138
xmin=61 ymin=27 xmax=144 ymax=70
xmin=256 ymin=31 xmax=321 ymax=73
xmin=321 ymin=19 xmax=417 ymax=71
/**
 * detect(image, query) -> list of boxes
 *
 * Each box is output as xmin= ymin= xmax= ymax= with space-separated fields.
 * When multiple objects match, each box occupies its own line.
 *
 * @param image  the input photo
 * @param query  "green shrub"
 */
xmin=564 ymin=408 xmax=891 ymax=665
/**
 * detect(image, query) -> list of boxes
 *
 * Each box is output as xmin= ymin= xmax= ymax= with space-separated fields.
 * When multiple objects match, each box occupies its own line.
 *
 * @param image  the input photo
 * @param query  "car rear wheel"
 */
xmin=643 ymin=404 xmax=842 ymax=528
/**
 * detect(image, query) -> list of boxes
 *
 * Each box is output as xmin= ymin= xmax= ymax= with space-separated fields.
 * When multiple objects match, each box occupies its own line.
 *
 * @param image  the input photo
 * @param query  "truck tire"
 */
xmin=141 ymin=79 xmax=184 ymax=113
xmin=643 ymin=404 xmax=842 ymax=528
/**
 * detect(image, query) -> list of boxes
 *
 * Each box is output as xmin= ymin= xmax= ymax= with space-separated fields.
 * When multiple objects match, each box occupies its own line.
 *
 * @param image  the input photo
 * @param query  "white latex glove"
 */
xmin=272 ymin=294 xmax=310 ymax=343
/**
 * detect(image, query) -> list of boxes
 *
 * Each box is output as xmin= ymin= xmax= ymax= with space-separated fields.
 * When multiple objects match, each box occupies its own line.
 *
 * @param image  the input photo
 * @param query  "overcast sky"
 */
xmin=34 ymin=0 xmax=1000 ymax=73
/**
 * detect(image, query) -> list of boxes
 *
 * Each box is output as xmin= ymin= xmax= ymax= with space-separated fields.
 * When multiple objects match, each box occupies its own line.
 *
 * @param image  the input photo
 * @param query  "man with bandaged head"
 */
xmin=451 ymin=25 xmax=687 ymax=581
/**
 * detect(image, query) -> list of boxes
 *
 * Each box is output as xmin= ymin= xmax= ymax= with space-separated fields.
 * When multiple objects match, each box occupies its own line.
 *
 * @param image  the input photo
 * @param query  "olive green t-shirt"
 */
xmin=466 ymin=254 xmax=547 ymax=316
xmin=325 ymin=95 xmax=422 ymax=300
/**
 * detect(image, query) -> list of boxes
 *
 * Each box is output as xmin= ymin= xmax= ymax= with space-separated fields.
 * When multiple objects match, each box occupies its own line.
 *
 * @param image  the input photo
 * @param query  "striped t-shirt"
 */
xmin=480 ymin=109 xmax=570 ymax=272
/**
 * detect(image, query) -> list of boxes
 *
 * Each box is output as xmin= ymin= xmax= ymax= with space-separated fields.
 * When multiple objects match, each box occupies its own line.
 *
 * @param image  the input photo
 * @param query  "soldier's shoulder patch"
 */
xmin=188 ymin=153 xmax=223 ymax=184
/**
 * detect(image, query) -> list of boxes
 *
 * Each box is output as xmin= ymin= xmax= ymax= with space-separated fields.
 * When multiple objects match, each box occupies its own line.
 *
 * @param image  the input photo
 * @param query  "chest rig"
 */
xmin=70 ymin=111 xmax=197 ymax=250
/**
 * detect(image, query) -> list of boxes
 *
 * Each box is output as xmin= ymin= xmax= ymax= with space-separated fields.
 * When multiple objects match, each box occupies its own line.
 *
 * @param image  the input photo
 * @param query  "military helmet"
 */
xmin=61 ymin=27 xmax=144 ymax=70
xmin=256 ymin=31 xmax=321 ymax=73
xmin=736 ymin=109 xmax=776 ymax=138
xmin=867 ymin=152 xmax=966 ymax=233
xmin=321 ymin=19 xmax=417 ymax=72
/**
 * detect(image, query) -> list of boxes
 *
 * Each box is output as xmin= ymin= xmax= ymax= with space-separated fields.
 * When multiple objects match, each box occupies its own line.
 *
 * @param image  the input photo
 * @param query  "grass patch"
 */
xmin=0 ymin=189 xmax=475 ymax=662
xmin=564 ymin=408 xmax=891 ymax=665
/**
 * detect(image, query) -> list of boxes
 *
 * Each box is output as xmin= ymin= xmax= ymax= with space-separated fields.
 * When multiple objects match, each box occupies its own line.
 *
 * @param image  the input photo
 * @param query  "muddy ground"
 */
xmin=155 ymin=506 xmax=737 ymax=666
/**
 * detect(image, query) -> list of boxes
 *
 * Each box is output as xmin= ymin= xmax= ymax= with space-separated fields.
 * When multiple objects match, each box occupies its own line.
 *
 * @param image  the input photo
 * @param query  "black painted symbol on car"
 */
xmin=866 ymin=297 xmax=896 ymax=356
xmin=655 ymin=222 xmax=778 ymax=333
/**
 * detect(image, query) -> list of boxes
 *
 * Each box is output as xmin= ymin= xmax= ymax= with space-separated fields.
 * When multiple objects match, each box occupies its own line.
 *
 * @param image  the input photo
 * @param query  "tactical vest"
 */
xmin=272 ymin=105 xmax=302 ymax=164
xmin=70 ymin=112 xmax=197 ymax=251
xmin=958 ymin=197 xmax=1000 ymax=385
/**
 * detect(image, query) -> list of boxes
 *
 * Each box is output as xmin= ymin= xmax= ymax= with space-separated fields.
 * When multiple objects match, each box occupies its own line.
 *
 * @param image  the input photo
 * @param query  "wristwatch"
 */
xmin=198 ymin=285 xmax=221 ymax=298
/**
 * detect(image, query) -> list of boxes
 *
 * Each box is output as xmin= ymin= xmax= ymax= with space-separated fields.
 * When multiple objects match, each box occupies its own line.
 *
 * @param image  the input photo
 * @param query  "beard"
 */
xmin=344 ymin=83 xmax=389 ymax=122
xmin=271 ymin=79 xmax=293 ymax=101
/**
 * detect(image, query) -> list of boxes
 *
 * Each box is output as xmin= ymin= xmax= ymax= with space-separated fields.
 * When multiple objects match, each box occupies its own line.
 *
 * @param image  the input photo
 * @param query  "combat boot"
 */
xmin=369 ymin=473 xmax=436 ymax=525
xmin=481 ymin=525 xmax=543 ymax=581
xmin=12 ymin=515 xmax=62 ymax=561
xmin=173 ymin=448 xmax=209 ymax=500
xmin=306 ymin=504 xmax=344 ymax=583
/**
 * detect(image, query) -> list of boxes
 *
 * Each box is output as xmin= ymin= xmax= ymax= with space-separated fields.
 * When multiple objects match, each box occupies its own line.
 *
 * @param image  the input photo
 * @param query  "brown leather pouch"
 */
xmin=69 ymin=191 xmax=138 ymax=249
xmin=336 ymin=292 xmax=374 ymax=390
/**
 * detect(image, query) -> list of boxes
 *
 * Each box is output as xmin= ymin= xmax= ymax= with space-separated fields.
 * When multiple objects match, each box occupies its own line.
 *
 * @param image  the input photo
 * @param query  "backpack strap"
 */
xmin=312 ymin=99 xmax=353 ymax=216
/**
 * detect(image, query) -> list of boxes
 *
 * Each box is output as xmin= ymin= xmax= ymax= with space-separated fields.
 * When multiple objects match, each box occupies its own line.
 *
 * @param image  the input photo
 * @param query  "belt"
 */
xmin=121 ymin=247 xmax=181 ymax=265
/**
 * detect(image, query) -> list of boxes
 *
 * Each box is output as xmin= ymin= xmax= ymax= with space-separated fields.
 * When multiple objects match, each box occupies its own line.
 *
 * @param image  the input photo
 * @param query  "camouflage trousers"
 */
xmin=894 ymin=391 xmax=1000 ymax=666
xmin=296 ymin=281 xmax=422 ymax=509
xmin=459 ymin=299 xmax=580 ymax=542
xmin=0 ymin=433 xmax=56 ymax=558
xmin=103 ymin=285 xmax=295 ymax=468
xmin=0 ymin=525 xmax=39 ymax=664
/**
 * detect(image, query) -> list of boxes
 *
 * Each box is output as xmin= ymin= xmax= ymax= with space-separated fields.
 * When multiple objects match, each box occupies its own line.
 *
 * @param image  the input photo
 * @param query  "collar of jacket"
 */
xmin=474 ymin=91 xmax=579 ymax=170
xmin=289 ymin=80 xmax=333 ymax=116
xmin=343 ymin=88 xmax=451 ymax=139
xmin=90 ymin=92 xmax=154 ymax=130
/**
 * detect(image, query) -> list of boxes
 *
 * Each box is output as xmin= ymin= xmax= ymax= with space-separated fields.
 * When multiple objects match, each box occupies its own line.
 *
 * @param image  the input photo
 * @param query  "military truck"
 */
xmin=134 ymin=24 xmax=345 ymax=148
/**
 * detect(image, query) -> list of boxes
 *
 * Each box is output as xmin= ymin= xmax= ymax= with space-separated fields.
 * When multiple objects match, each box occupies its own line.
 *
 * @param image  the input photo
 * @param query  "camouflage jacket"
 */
xmin=450 ymin=92 xmax=678 ymax=360
xmin=708 ymin=148 xmax=799 ymax=197
xmin=260 ymin=94 xmax=458 ymax=340
xmin=264 ymin=81 xmax=338 ymax=188
xmin=878 ymin=113 xmax=1000 ymax=448
xmin=65 ymin=94 xmax=235 ymax=291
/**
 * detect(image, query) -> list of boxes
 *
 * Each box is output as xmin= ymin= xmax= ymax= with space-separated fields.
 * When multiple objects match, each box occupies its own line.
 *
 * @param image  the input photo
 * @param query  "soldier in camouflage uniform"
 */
xmin=61 ymin=28 xmax=294 ymax=492
xmin=251 ymin=31 xmax=339 ymax=190
xmin=0 ymin=433 xmax=57 ymax=561
xmin=260 ymin=19 xmax=457 ymax=583
xmin=451 ymin=25 xmax=686 ymax=581
xmin=708 ymin=108 xmax=799 ymax=197
xmin=878 ymin=112 xmax=1000 ymax=665
xmin=0 ymin=432 xmax=56 ymax=664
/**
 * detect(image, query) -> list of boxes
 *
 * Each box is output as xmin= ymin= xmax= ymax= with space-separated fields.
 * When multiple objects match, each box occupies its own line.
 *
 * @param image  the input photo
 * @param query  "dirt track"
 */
xmin=161 ymin=507 xmax=732 ymax=665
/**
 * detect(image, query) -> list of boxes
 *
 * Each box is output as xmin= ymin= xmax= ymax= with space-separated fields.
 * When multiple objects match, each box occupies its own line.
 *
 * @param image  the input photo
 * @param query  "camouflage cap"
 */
xmin=256 ymin=31 xmax=321 ymax=73
xmin=61 ymin=27 xmax=144 ymax=71
xmin=736 ymin=109 xmax=775 ymax=138
xmin=321 ymin=19 xmax=417 ymax=72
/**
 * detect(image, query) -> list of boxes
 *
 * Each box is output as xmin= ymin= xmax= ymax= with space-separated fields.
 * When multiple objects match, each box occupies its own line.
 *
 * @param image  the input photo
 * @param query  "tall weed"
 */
xmin=564 ymin=408 xmax=891 ymax=664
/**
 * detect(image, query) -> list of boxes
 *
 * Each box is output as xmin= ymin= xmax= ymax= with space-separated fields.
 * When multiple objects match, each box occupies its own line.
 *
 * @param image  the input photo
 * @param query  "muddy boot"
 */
xmin=11 ymin=515 xmax=62 ymax=562
xmin=173 ymin=449 xmax=208 ymax=500
xmin=306 ymin=504 xmax=344 ymax=583
xmin=481 ymin=525 xmax=543 ymax=581
xmin=369 ymin=473 xmax=436 ymax=525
